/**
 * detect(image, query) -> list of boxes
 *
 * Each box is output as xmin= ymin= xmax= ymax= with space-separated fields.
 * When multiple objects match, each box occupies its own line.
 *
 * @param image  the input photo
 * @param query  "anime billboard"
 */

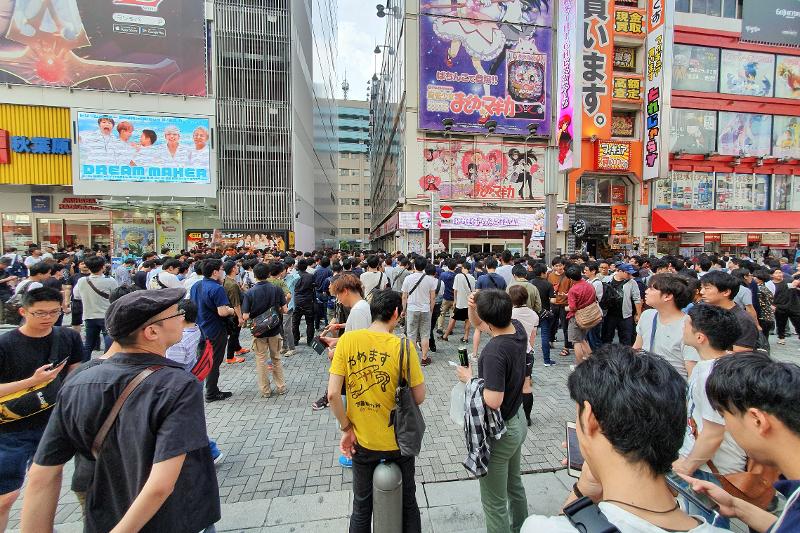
xmin=418 ymin=138 xmax=545 ymax=201
xmin=418 ymin=1 xmax=552 ymax=136
xmin=718 ymin=112 xmax=772 ymax=157
xmin=776 ymin=55 xmax=800 ymax=100
xmin=773 ymin=115 xmax=800 ymax=159
xmin=720 ymin=50 xmax=775 ymax=97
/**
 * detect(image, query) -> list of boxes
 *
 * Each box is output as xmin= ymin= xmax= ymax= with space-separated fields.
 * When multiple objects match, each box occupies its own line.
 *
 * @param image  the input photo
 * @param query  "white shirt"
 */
xmin=679 ymin=358 xmax=747 ymax=475
xmin=24 ymin=256 xmax=42 ymax=268
xmin=453 ymin=272 xmax=476 ymax=309
xmin=160 ymin=145 xmax=192 ymax=167
xmin=402 ymin=272 xmax=436 ymax=313
xmin=522 ymin=502 xmax=726 ymax=532
xmin=149 ymin=270 xmax=183 ymax=289
xmin=183 ymin=274 xmax=202 ymax=298
xmin=733 ymin=285 xmax=752 ymax=309
xmin=512 ymin=307 xmax=539 ymax=352
xmin=496 ymin=264 xmax=514 ymax=286
xmin=360 ymin=271 xmax=390 ymax=296
xmin=133 ymin=145 xmax=162 ymax=167
xmin=636 ymin=309 xmax=700 ymax=380
xmin=189 ymin=144 xmax=210 ymax=169
xmin=765 ymin=280 xmax=776 ymax=295
xmin=345 ymin=299 xmax=372 ymax=332
xmin=14 ymin=280 xmax=43 ymax=294
xmin=80 ymin=130 xmax=119 ymax=165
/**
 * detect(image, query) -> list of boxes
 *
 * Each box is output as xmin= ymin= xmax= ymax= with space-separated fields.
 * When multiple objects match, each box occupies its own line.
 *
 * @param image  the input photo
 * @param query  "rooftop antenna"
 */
xmin=341 ymin=70 xmax=350 ymax=99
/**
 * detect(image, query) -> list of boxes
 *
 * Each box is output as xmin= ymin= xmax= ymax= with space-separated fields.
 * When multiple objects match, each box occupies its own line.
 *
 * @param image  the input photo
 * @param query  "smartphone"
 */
xmin=665 ymin=471 xmax=720 ymax=514
xmin=49 ymin=357 xmax=69 ymax=371
xmin=566 ymin=422 xmax=584 ymax=478
xmin=310 ymin=337 xmax=327 ymax=355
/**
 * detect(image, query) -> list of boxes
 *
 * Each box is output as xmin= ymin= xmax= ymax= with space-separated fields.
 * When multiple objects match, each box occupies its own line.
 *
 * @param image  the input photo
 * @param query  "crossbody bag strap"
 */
xmin=155 ymin=274 xmax=167 ymax=289
xmin=462 ymin=272 xmax=472 ymax=292
xmin=49 ymin=327 xmax=61 ymax=364
xmin=405 ymin=337 xmax=411 ymax=384
xmin=378 ymin=272 xmax=384 ymax=289
xmin=650 ymin=312 xmax=658 ymax=351
xmin=398 ymin=336 xmax=406 ymax=386
xmin=85 ymin=278 xmax=110 ymax=300
xmin=408 ymin=273 xmax=426 ymax=296
xmin=91 ymin=365 xmax=164 ymax=459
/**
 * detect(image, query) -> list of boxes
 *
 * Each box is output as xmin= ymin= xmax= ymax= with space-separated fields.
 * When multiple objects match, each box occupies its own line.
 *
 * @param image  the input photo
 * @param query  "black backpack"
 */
xmin=600 ymin=279 xmax=625 ymax=311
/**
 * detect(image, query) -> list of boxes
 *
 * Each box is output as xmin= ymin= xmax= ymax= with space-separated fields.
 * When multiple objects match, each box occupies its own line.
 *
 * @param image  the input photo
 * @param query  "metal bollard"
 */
xmin=372 ymin=460 xmax=403 ymax=533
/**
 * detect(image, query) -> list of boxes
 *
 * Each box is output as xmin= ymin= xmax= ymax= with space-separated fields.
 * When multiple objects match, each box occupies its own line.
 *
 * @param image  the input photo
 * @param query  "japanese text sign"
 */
xmin=582 ymin=0 xmax=614 ymax=139
xmin=596 ymin=142 xmax=631 ymax=171
xmin=10 ymin=136 xmax=71 ymax=155
xmin=612 ymin=75 xmax=643 ymax=101
xmin=557 ymin=0 xmax=583 ymax=172
xmin=644 ymin=0 xmax=674 ymax=181
xmin=614 ymin=8 xmax=646 ymax=37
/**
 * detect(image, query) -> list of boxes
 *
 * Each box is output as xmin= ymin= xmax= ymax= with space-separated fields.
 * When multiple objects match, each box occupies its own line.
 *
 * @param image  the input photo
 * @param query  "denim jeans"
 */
xmin=677 ymin=469 xmax=729 ymax=529
xmin=83 ymin=318 xmax=110 ymax=361
xmin=587 ymin=321 xmax=603 ymax=350
xmin=0 ymin=427 xmax=45 ymax=493
xmin=539 ymin=315 xmax=552 ymax=363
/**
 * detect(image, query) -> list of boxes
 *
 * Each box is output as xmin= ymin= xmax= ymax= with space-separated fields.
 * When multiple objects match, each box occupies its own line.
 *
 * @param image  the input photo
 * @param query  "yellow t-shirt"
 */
xmin=329 ymin=330 xmax=425 ymax=451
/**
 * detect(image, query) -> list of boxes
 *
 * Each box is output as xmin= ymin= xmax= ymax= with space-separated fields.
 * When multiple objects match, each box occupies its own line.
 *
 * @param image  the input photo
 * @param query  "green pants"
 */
xmin=478 ymin=408 xmax=528 ymax=533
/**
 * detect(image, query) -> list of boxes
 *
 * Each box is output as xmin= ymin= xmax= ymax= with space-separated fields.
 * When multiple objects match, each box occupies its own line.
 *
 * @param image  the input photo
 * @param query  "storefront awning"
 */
xmin=652 ymin=210 xmax=800 ymax=234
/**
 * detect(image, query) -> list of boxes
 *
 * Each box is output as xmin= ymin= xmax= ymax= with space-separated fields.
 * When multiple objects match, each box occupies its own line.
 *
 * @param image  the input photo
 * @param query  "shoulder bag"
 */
xmin=4 ymin=280 xmax=34 ymax=325
xmin=389 ymin=336 xmax=426 ymax=456
xmin=251 ymin=286 xmax=281 ymax=338
xmin=707 ymin=459 xmax=779 ymax=510
xmin=575 ymin=301 xmax=603 ymax=329
xmin=366 ymin=272 xmax=384 ymax=303
xmin=85 ymin=278 xmax=110 ymax=300
xmin=0 ymin=328 xmax=65 ymax=424
xmin=407 ymin=273 xmax=427 ymax=296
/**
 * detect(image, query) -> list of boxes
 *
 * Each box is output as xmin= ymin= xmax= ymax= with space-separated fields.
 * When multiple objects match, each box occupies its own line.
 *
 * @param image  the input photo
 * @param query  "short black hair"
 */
xmin=296 ymin=259 xmax=308 ymax=272
xmin=163 ymin=259 xmax=182 ymax=271
xmin=369 ymin=289 xmax=402 ymax=323
xmin=269 ymin=261 xmax=285 ymax=277
xmin=567 ymin=344 xmax=686 ymax=475
xmin=29 ymin=262 xmax=51 ymax=276
xmin=475 ymin=289 xmax=512 ymax=328
xmin=700 ymin=271 xmax=740 ymax=300
xmin=687 ymin=304 xmax=742 ymax=351
xmin=501 ymin=250 xmax=513 ymax=264
xmin=532 ymin=263 xmax=547 ymax=277
xmin=424 ymin=263 xmax=436 ymax=276
xmin=223 ymin=261 xmax=237 ymax=275
xmin=648 ymin=273 xmax=692 ymax=309
xmin=511 ymin=264 xmax=527 ymax=279
xmin=706 ymin=352 xmax=800 ymax=437
xmin=178 ymin=298 xmax=198 ymax=323
xmin=320 ymin=257 xmax=331 ymax=268
xmin=253 ymin=262 xmax=269 ymax=280
xmin=413 ymin=256 xmax=427 ymax=272
xmin=485 ymin=258 xmax=499 ymax=270
xmin=202 ymin=259 xmax=222 ymax=278
xmin=22 ymin=287 xmax=62 ymax=307
xmin=141 ymin=129 xmax=157 ymax=144
xmin=698 ymin=258 xmax=712 ymax=272
xmin=85 ymin=255 xmax=105 ymax=274
xmin=367 ymin=255 xmax=380 ymax=269
xmin=585 ymin=261 xmax=600 ymax=274
xmin=565 ymin=264 xmax=583 ymax=281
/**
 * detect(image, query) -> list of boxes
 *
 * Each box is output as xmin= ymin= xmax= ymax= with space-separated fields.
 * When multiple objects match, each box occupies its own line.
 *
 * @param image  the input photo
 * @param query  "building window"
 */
xmin=350 ymin=184 xmax=360 ymax=192
xmin=577 ymin=176 xmax=628 ymax=204
xmin=339 ymin=168 xmax=348 ymax=176
xmin=364 ymin=213 xmax=371 ymax=220
xmin=364 ymin=227 xmax=371 ymax=234
xmin=655 ymin=171 xmax=783 ymax=210
xmin=339 ymin=198 xmax=361 ymax=206
xmin=364 ymin=169 xmax=371 ymax=177
xmin=364 ymin=199 xmax=371 ymax=206
xmin=351 ymin=228 xmax=361 ymax=235
xmin=676 ymin=0 xmax=741 ymax=18
xmin=340 ymin=184 xmax=349 ymax=192
xmin=672 ymin=45 xmax=720 ymax=92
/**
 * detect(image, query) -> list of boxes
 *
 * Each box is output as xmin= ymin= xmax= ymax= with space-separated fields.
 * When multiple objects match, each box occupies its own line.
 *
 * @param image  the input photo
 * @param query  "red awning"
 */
xmin=651 ymin=210 xmax=800 ymax=233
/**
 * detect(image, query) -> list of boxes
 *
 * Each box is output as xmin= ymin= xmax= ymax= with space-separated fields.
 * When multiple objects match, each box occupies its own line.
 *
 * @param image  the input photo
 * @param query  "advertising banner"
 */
xmin=76 ymin=111 xmax=211 ymax=184
xmin=720 ymin=50 xmax=775 ymax=97
xmin=718 ymin=112 xmax=772 ymax=157
xmin=721 ymin=233 xmax=748 ymax=246
xmin=610 ymin=205 xmax=628 ymax=235
xmin=681 ymin=233 xmax=705 ymax=246
xmin=581 ymin=0 xmax=614 ymax=139
xmin=670 ymin=109 xmax=717 ymax=154
xmin=111 ymin=211 xmax=154 ymax=256
xmin=156 ymin=211 xmax=182 ymax=253
xmin=398 ymin=211 xmax=544 ymax=232
xmin=418 ymin=4 xmax=553 ymax=136
xmin=611 ymin=112 xmax=635 ymax=137
xmin=741 ymin=0 xmax=800 ymax=48
xmin=0 ymin=0 xmax=207 ymax=96
xmin=612 ymin=75 xmax=643 ymax=101
xmin=613 ymin=8 xmax=646 ymax=38
xmin=672 ymin=44 xmax=720 ymax=92
xmin=186 ymin=230 xmax=214 ymax=249
xmin=596 ymin=142 xmax=631 ymax=171
xmin=556 ymin=0 xmax=582 ymax=171
xmin=212 ymin=230 xmax=287 ymax=251
xmin=776 ymin=56 xmax=800 ymax=99
xmin=773 ymin=116 xmax=800 ymax=159
xmin=761 ymin=233 xmax=790 ymax=246
xmin=643 ymin=0 xmax=674 ymax=181
xmin=614 ymin=47 xmax=637 ymax=71
xmin=418 ymin=138 xmax=545 ymax=201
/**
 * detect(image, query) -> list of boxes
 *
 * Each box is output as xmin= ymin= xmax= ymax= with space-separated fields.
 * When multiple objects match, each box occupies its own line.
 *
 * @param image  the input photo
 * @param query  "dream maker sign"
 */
xmin=399 ymin=211 xmax=546 ymax=233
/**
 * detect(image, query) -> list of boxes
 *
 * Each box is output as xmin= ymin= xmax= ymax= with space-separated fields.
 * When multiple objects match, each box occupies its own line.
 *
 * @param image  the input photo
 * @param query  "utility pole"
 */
xmin=545 ymin=1 xmax=561 ymax=265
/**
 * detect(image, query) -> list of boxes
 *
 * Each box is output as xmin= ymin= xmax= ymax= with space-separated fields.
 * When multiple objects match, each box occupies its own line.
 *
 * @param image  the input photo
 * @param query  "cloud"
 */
xmin=336 ymin=0 xmax=387 ymax=100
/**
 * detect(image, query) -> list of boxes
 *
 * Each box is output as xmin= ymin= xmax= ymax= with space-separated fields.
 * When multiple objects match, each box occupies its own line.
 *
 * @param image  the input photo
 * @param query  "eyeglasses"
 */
xmin=142 ymin=309 xmax=186 ymax=328
xmin=28 ymin=310 xmax=63 ymax=318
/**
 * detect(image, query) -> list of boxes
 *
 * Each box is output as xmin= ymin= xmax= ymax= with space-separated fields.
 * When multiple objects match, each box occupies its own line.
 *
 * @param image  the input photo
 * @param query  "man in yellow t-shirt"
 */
xmin=328 ymin=289 xmax=426 ymax=531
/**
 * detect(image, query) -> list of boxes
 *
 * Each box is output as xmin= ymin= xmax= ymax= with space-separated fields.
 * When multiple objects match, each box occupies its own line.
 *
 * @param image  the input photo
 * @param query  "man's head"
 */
xmin=84 ymin=255 xmax=105 ymax=274
xmin=163 ymin=259 xmax=182 ymax=274
xmin=598 ymin=260 xmax=610 ymax=276
xmin=413 ymin=256 xmax=426 ymax=272
xmin=367 ymin=255 xmax=380 ymax=270
xmin=252 ymin=262 xmax=269 ymax=281
xmin=644 ymin=273 xmax=692 ymax=310
xmin=584 ymin=261 xmax=599 ymax=278
xmin=501 ymin=250 xmax=513 ymax=265
xmin=564 ymin=264 xmax=583 ymax=282
xmin=28 ymin=261 xmax=52 ymax=279
xmin=683 ymin=304 xmax=741 ymax=352
xmin=551 ymin=258 xmax=565 ymax=275
xmin=164 ymin=125 xmax=180 ymax=145
xmin=178 ymin=298 xmax=198 ymax=325
xmin=511 ymin=264 xmax=527 ymax=280
xmin=106 ymin=289 xmax=186 ymax=352
xmin=706 ymin=353 xmax=800 ymax=467
xmin=223 ymin=261 xmax=239 ymax=277
xmin=771 ymin=268 xmax=785 ymax=284
xmin=202 ymin=258 xmax=223 ymax=279
xmin=614 ymin=262 xmax=636 ymax=280
xmin=700 ymin=271 xmax=740 ymax=305
xmin=20 ymin=287 xmax=63 ymax=329
xmin=331 ymin=272 xmax=365 ymax=305
xmin=193 ymin=126 xmax=209 ymax=149
xmin=532 ymin=263 xmax=547 ymax=278
xmin=475 ymin=289 xmax=512 ymax=330
xmin=0 ymin=257 xmax=10 ymax=270
xmin=117 ymin=121 xmax=133 ymax=141
xmin=568 ymin=344 xmax=686 ymax=478
xmin=369 ymin=289 xmax=402 ymax=326
xmin=296 ymin=259 xmax=308 ymax=272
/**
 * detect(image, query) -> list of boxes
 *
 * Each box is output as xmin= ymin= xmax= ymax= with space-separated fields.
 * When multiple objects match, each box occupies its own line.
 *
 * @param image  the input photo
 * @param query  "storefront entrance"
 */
xmin=2 ymin=214 xmax=111 ymax=250
xmin=450 ymin=238 xmax=524 ymax=256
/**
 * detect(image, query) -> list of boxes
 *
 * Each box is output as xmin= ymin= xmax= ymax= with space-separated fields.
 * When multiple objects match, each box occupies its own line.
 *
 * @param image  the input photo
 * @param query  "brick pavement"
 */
xmin=8 ymin=320 xmax=800 ymax=529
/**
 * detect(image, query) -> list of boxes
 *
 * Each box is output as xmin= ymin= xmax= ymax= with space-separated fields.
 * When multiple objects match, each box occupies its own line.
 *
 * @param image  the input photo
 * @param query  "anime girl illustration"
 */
xmin=776 ymin=59 xmax=800 ymax=98
xmin=724 ymin=61 xmax=772 ymax=97
xmin=507 ymin=147 xmax=539 ymax=199
xmin=557 ymin=115 xmax=573 ymax=166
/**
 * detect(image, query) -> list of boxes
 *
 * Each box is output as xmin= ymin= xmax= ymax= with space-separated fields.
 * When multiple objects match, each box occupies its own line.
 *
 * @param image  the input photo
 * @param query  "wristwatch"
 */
xmin=340 ymin=420 xmax=352 ymax=432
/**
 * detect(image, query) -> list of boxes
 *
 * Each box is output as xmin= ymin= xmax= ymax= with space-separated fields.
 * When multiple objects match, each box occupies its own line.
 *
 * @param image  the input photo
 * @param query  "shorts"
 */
xmin=453 ymin=307 xmax=469 ymax=321
xmin=70 ymin=301 xmax=83 ymax=326
xmin=440 ymin=300 xmax=455 ymax=320
xmin=568 ymin=317 xmax=588 ymax=343
xmin=0 ymin=427 xmax=45 ymax=494
xmin=406 ymin=311 xmax=431 ymax=344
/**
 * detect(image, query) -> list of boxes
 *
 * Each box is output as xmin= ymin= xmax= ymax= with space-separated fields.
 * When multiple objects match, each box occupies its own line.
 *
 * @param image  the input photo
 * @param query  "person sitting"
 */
xmin=522 ymin=344 xmax=727 ymax=532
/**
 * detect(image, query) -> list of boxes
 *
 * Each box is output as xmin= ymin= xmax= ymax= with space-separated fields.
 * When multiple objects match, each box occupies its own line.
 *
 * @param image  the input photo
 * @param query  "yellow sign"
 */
xmin=0 ymin=104 xmax=71 ymax=186
xmin=596 ymin=142 xmax=631 ymax=171
xmin=614 ymin=8 xmax=646 ymax=37
xmin=612 ymin=76 xmax=643 ymax=100
xmin=614 ymin=47 xmax=637 ymax=71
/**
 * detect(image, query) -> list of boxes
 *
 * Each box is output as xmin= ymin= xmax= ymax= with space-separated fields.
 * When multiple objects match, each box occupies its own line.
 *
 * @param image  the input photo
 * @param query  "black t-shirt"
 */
xmin=0 ymin=327 xmax=84 ymax=433
xmin=70 ymin=273 xmax=87 ymax=302
xmin=34 ymin=353 xmax=220 ymax=533
xmin=0 ymin=270 xmax=13 ymax=302
xmin=606 ymin=278 xmax=626 ymax=315
xmin=242 ymin=281 xmax=286 ymax=337
xmin=67 ymin=358 xmax=104 ymax=492
xmin=530 ymin=278 xmax=554 ymax=311
xmin=478 ymin=320 xmax=527 ymax=420
xmin=43 ymin=276 xmax=64 ymax=291
xmin=729 ymin=304 xmax=759 ymax=350
xmin=134 ymin=270 xmax=148 ymax=290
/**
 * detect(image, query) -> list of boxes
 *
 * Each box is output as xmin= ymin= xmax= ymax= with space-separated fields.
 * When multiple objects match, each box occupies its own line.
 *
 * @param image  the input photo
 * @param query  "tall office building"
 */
xmin=214 ymin=0 xmax=338 ymax=251
xmin=336 ymin=99 xmax=372 ymax=248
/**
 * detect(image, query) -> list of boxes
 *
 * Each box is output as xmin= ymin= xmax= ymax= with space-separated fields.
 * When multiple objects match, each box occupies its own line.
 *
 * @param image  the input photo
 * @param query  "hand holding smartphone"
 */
xmin=49 ymin=357 xmax=69 ymax=371
xmin=566 ymin=422 xmax=584 ymax=478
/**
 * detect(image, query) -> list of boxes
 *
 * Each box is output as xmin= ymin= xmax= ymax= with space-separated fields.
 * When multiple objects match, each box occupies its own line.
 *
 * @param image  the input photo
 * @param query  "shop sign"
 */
xmin=0 ymin=130 xmax=9 ymax=164
xmin=582 ymin=0 xmax=614 ymax=139
xmin=30 ymin=195 xmax=51 ymax=213
xmin=614 ymin=8 xmax=646 ymax=37
xmin=156 ymin=211 xmax=182 ymax=253
xmin=557 ymin=0 xmax=583 ymax=171
xmin=611 ymin=184 xmax=627 ymax=203
xmin=747 ymin=233 xmax=761 ymax=243
xmin=10 ymin=136 xmax=71 ymax=155
xmin=57 ymin=197 xmax=103 ymax=211
xmin=596 ymin=142 xmax=631 ymax=171
xmin=614 ymin=47 xmax=637 ymax=71
xmin=611 ymin=112 xmax=635 ymax=137
xmin=610 ymin=205 xmax=628 ymax=235
xmin=212 ymin=230 xmax=288 ymax=251
xmin=643 ymin=0 xmax=674 ymax=181
xmin=659 ymin=233 xmax=681 ymax=241
xmin=186 ymin=230 xmax=214 ymax=248
xmin=704 ymin=233 xmax=721 ymax=242
xmin=398 ymin=211 xmax=545 ymax=232
xmin=681 ymin=232 xmax=705 ymax=246
xmin=761 ymin=233 xmax=790 ymax=246
xmin=721 ymin=233 xmax=748 ymax=246
xmin=612 ymin=75 xmax=643 ymax=101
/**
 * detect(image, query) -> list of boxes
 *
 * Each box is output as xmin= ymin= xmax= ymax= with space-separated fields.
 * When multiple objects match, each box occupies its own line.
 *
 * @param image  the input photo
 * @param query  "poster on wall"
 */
xmin=419 ymin=138 xmax=545 ymax=201
xmin=418 ymin=5 xmax=553 ymax=136
xmin=0 ymin=0 xmax=207 ymax=96
xmin=671 ymin=171 xmax=694 ymax=209
xmin=186 ymin=229 xmax=214 ymax=249
xmin=719 ymin=50 xmax=775 ymax=97
xmin=77 ymin=111 xmax=211 ymax=184
xmin=643 ymin=0 xmax=673 ymax=181
xmin=773 ymin=116 xmax=800 ymax=158
xmin=718 ymin=112 xmax=772 ymax=156
xmin=556 ymin=0 xmax=582 ymax=171
xmin=654 ymin=178 xmax=672 ymax=209
xmin=212 ymin=230 xmax=287 ymax=251
xmin=111 ymin=212 xmax=154 ymax=256
xmin=672 ymin=44 xmax=719 ymax=92
xmin=581 ymin=0 xmax=614 ymax=139
xmin=693 ymin=172 xmax=715 ymax=210
xmin=670 ymin=109 xmax=716 ymax=154
xmin=610 ymin=205 xmax=628 ymax=234
xmin=156 ymin=211 xmax=182 ymax=253
xmin=614 ymin=47 xmax=637 ymax=71
xmin=741 ymin=0 xmax=800 ymax=48
xmin=775 ymin=56 xmax=800 ymax=100
xmin=611 ymin=112 xmax=635 ymax=137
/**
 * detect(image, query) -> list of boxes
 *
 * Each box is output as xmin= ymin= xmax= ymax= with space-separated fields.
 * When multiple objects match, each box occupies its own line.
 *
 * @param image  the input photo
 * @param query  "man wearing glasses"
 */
xmin=21 ymin=288 xmax=221 ymax=533
xmin=0 ymin=287 xmax=83 ymax=531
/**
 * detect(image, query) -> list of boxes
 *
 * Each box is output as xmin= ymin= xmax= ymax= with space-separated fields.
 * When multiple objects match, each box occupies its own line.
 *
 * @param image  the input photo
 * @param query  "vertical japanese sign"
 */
xmin=582 ymin=0 xmax=614 ymax=139
xmin=643 ymin=0 xmax=674 ymax=181
xmin=557 ymin=0 xmax=583 ymax=172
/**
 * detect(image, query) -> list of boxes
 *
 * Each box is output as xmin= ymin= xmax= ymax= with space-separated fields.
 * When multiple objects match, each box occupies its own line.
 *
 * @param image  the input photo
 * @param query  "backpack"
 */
xmin=599 ymin=279 xmax=625 ymax=311
xmin=4 ymin=281 xmax=34 ymax=325
xmin=366 ymin=272 xmax=385 ymax=303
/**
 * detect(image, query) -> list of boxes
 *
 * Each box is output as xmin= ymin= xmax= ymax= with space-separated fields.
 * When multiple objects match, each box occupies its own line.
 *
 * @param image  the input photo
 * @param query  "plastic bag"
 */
xmin=449 ymin=381 xmax=466 ymax=427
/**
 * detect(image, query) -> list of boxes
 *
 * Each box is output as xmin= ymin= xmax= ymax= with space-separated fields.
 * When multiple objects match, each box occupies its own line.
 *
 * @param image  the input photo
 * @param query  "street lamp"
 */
xmin=374 ymin=45 xmax=395 ymax=55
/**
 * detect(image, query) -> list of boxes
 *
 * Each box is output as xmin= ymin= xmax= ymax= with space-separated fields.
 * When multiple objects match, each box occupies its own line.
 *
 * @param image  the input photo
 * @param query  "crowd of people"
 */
xmin=0 ymin=241 xmax=799 ymax=533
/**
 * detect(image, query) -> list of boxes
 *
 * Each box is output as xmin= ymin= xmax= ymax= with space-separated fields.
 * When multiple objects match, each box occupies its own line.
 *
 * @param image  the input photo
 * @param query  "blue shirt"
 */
xmin=312 ymin=267 xmax=332 ymax=294
xmin=190 ymin=278 xmax=230 ymax=339
xmin=440 ymin=270 xmax=456 ymax=301
xmin=476 ymin=272 xmax=507 ymax=290
xmin=285 ymin=270 xmax=299 ymax=311
xmin=770 ymin=479 xmax=800 ymax=532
